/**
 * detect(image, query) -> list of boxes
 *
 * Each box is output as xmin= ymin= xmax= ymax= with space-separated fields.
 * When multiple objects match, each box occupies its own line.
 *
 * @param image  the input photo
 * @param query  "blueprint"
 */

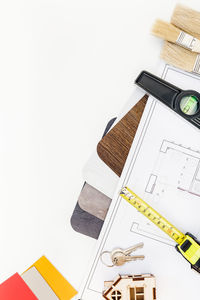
xmin=145 ymin=140 xmax=200 ymax=199
xmin=78 ymin=64 xmax=200 ymax=300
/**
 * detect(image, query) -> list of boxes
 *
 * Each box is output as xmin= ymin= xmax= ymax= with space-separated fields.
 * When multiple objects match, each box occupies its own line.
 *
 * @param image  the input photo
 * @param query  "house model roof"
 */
xmin=103 ymin=274 xmax=156 ymax=300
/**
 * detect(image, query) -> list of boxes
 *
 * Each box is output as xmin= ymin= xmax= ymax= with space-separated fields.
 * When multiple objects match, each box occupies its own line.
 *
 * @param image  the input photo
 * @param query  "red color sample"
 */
xmin=0 ymin=273 xmax=38 ymax=300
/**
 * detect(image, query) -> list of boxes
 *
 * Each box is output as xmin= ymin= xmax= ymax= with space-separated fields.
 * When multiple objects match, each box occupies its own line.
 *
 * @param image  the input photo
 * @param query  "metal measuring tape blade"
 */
xmin=120 ymin=186 xmax=200 ymax=273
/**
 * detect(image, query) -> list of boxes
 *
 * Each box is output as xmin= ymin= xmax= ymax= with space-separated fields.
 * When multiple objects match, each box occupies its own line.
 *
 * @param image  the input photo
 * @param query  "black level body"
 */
xmin=135 ymin=71 xmax=200 ymax=129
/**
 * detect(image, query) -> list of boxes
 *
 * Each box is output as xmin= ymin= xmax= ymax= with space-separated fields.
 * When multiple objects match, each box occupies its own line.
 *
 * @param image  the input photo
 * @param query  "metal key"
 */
xmin=100 ymin=243 xmax=145 ymax=267
xmin=111 ymin=243 xmax=145 ymax=266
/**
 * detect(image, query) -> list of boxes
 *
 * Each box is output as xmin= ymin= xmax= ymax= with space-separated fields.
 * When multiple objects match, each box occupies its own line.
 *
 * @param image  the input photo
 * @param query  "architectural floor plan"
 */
xmin=131 ymin=140 xmax=200 ymax=246
xmin=79 ymin=64 xmax=200 ymax=300
xmin=145 ymin=140 xmax=200 ymax=199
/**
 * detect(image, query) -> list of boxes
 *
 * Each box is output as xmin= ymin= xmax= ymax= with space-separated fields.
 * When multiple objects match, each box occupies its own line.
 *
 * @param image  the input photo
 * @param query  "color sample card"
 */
xmin=78 ymin=183 xmax=111 ymax=220
xmin=82 ymin=88 xmax=145 ymax=198
xmin=25 ymin=256 xmax=77 ymax=299
xmin=0 ymin=273 xmax=37 ymax=300
xmin=22 ymin=267 xmax=59 ymax=300
xmin=71 ymin=201 xmax=104 ymax=239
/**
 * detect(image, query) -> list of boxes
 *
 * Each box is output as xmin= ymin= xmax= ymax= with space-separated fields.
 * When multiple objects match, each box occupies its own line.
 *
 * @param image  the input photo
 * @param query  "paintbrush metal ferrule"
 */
xmin=193 ymin=54 xmax=200 ymax=74
xmin=152 ymin=19 xmax=200 ymax=53
xmin=176 ymin=31 xmax=200 ymax=52
xmin=171 ymin=4 xmax=200 ymax=41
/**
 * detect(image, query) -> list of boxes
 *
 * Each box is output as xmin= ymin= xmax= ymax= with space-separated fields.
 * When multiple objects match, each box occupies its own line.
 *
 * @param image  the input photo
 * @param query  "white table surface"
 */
xmin=0 ymin=0 xmax=199 ymax=294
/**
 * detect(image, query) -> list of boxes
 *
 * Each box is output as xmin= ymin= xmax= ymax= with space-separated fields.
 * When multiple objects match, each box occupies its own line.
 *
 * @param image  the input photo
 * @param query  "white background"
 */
xmin=0 ymin=0 xmax=199 ymax=294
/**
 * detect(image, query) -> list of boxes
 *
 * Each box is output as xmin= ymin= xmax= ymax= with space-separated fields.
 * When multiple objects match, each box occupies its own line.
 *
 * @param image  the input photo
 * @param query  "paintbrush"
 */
xmin=161 ymin=41 xmax=200 ymax=75
xmin=171 ymin=4 xmax=200 ymax=40
xmin=152 ymin=19 xmax=200 ymax=53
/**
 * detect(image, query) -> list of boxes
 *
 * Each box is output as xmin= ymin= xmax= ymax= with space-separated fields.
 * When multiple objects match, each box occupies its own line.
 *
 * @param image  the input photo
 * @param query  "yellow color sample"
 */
xmin=25 ymin=256 xmax=77 ymax=300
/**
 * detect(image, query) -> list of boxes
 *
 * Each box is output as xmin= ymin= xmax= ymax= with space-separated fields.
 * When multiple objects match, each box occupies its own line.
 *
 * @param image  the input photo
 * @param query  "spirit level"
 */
xmin=135 ymin=71 xmax=200 ymax=129
xmin=120 ymin=186 xmax=200 ymax=273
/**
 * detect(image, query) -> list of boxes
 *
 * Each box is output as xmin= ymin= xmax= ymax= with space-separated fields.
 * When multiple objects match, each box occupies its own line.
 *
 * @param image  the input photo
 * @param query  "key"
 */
xmin=100 ymin=243 xmax=145 ymax=267
xmin=111 ymin=251 xmax=127 ymax=266
xmin=123 ymin=242 xmax=144 ymax=255
xmin=111 ymin=249 xmax=144 ymax=266
xmin=111 ymin=252 xmax=144 ymax=266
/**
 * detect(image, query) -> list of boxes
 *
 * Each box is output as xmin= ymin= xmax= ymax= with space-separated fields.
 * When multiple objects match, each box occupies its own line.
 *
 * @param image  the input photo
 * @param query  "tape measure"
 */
xmin=120 ymin=186 xmax=200 ymax=273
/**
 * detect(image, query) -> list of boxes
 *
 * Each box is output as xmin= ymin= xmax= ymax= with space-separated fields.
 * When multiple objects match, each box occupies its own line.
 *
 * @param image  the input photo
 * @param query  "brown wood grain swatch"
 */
xmin=97 ymin=95 xmax=148 ymax=177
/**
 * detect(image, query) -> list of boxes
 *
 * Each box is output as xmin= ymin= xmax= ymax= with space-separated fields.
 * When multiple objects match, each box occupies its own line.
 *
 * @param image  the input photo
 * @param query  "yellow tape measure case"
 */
xmin=177 ymin=233 xmax=200 ymax=273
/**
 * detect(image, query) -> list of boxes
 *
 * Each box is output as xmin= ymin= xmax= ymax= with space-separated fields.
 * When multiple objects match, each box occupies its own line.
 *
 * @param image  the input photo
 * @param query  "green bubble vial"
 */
xmin=180 ymin=95 xmax=199 ymax=116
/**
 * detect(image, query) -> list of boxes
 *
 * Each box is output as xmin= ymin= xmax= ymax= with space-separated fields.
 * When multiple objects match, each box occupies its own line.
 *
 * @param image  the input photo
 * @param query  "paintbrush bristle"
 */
xmin=161 ymin=41 xmax=197 ymax=73
xmin=152 ymin=19 xmax=180 ymax=43
xmin=171 ymin=4 xmax=200 ymax=36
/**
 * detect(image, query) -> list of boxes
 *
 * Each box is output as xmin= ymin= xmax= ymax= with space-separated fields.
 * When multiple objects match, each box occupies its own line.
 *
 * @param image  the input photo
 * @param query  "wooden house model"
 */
xmin=103 ymin=274 xmax=156 ymax=300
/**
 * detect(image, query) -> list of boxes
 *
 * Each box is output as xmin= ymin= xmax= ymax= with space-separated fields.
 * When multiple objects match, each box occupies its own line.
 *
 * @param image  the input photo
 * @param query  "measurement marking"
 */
xmin=120 ymin=187 xmax=185 ymax=244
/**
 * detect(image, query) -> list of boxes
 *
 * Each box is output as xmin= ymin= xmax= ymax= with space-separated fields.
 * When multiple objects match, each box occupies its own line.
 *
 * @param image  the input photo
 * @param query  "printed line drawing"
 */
xmin=145 ymin=140 xmax=200 ymax=198
xmin=132 ymin=140 xmax=200 ymax=246
xmin=130 ymin=220 xmax=175 ymax=246
xmin=145 ymin=174 xmax=157 ymax=194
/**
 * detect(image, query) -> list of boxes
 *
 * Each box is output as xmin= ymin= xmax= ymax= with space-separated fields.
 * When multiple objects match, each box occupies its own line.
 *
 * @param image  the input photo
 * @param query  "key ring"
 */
xmin=100 ymin=251 xmax=114 ymax=267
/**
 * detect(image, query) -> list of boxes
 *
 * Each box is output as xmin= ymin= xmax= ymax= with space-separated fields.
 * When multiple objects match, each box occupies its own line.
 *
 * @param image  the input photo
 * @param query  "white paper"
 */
xmin=78 ymin=64 xmax=200 ymax=300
